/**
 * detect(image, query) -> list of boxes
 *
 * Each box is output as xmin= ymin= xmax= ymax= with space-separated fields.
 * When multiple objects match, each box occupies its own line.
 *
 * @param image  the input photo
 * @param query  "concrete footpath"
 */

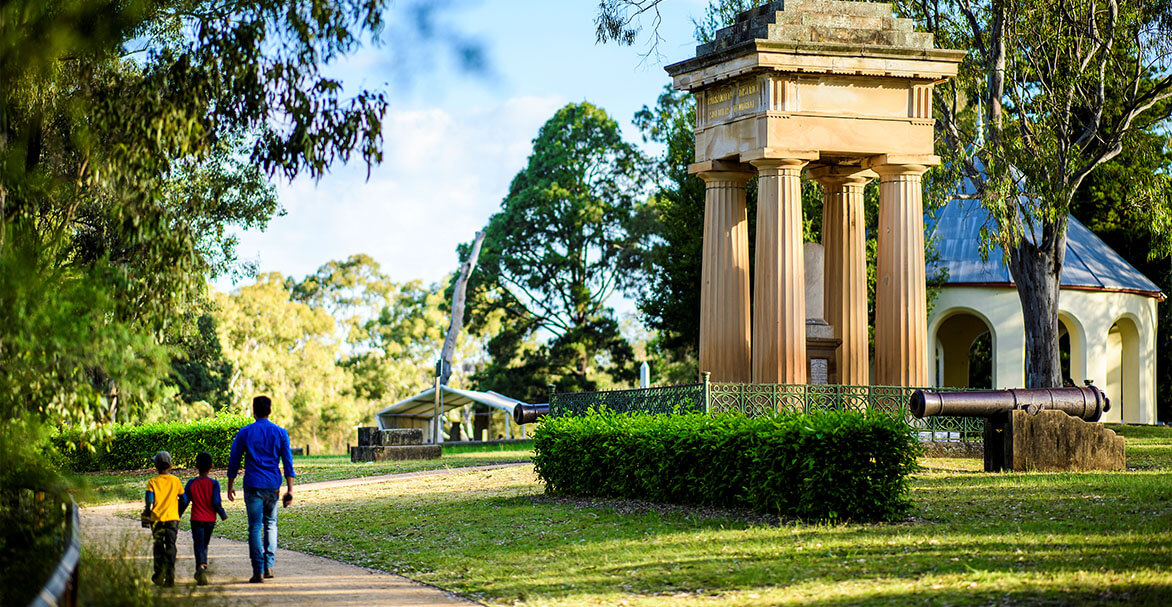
xmin=82 ymin=463 xmax=530 ymax=606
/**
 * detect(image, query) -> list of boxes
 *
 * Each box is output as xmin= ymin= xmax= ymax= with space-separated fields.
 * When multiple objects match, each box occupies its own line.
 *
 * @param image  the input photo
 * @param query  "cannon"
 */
xmin=512 ymin=403 xmax=549 ymax=425
xmin=910 ymin=385 xmax=1109 ymax=422
xmin=909 ymin=385 xmax=1119 ymax=472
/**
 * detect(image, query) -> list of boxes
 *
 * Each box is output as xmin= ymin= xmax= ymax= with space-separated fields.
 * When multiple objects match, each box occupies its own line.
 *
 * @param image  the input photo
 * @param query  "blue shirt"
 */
xmin=227 ymin=418 xmax=296 ymax=490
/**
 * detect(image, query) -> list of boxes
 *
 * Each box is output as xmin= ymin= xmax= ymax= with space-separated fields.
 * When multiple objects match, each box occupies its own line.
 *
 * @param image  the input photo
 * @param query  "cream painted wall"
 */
xmin=928 ymin=286 xmax=1158 ymax=424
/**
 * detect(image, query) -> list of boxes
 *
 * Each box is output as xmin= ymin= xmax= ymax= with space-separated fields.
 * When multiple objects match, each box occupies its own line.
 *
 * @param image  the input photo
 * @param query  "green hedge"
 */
xmin=54 ymin=415 xmax=251 ymax=472
xmin=532 ymin=410 xmax=921 ymax=522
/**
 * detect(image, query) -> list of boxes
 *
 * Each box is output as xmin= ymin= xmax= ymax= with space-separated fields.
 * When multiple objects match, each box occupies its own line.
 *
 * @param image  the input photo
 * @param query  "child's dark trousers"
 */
xmin=191 ymin=520 xmax=216 ymax=567
xmin=151 ymin=520 xmax=179 ymax=585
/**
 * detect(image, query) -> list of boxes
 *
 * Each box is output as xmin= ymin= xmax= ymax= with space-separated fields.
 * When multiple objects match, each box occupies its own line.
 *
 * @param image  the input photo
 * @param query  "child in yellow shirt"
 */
xmin=143 ymin=451 xmax=184 ymax=587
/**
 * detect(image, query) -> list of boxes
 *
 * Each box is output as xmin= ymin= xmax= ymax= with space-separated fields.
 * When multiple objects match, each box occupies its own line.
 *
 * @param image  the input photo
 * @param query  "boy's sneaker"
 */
xmin=164 ymin=577 xmax=174 ymax=588
xmin=195 ymin=566 xmax=208 ymax=586
xmin=263 ymin=568 xmax=274 ymax=579
xmin=248 ymin=573 xmax=264 ymax=583
xmin=151 ymin=574 xmax=164 ymax=587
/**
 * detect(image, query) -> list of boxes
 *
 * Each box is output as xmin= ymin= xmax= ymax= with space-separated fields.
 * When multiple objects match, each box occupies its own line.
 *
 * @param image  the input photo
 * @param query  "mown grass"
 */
xmin=211 ymin=424 xmax=1172 ymax=606
xmin=73 ymin=446 xmax=533 ymax=505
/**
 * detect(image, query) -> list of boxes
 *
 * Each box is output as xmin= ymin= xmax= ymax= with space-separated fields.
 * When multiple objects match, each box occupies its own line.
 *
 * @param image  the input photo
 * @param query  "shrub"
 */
xmin=532 ymin=410 xmax=921 ymax=522
xmin=54 ymin=415 xmax=251 ymax=472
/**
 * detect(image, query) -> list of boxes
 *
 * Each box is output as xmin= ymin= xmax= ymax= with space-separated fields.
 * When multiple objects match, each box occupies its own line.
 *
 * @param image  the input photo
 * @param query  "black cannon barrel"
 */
xmin=513 ymin=403 xmax=549 ymax=425
xmin=910 ymin=386 xmax=1109 ymax=422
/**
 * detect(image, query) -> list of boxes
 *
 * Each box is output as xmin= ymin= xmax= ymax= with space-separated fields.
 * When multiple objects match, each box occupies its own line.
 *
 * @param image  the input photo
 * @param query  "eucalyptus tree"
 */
xmin=0 ymin=0 xmax=476 ymax=431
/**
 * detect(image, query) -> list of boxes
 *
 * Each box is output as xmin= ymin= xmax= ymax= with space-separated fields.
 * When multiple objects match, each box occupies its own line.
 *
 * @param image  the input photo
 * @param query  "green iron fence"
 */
xmin=550 ymin=379 xmax=983 ymax=442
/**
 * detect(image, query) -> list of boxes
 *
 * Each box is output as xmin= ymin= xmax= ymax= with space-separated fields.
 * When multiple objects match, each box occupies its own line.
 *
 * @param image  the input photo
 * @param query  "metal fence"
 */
xmin=550 ymin=379 xmax=983 ymax=442
xmin=28 ymin=498 xmax=80 ymax=607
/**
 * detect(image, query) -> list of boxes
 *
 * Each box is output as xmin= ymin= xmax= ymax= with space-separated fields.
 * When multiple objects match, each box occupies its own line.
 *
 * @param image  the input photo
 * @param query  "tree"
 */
xmin=0 ymin=0 xmax=386 ymax=431
xmin=0 ymin=0 xmax=481 ymax=432
xmin=899 ymin=0 xmax=1172 ymax=388
xmin=469 ymin=102 xmax=652 ymax=393
xmin=214 ymin=273 xmax=356 ymax=451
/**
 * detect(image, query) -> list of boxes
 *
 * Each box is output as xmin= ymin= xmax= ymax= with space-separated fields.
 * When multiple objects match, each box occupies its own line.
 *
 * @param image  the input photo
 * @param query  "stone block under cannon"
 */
xmin=352 ymin=427 xmax=437 ymax=462
xmin=910 ymin=386 xmax=1125 ymax=472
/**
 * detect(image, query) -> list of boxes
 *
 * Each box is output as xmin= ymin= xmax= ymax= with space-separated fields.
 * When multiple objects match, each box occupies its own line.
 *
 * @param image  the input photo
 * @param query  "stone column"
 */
xmin=812 ymin=167 xmax=875 ymax=386
xmin=751 ymin=158 xmax=809 ymax=384
xmin=697 ymin=169 xmax=754 ymax=382
xmin=869 ymin=158 xmax=933 ymax=386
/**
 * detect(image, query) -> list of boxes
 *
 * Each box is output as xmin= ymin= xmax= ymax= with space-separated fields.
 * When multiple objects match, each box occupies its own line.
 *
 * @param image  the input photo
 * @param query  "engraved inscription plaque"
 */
xmin=809 ymin=358 xmax=829 ymax=385
xmin=703 ymin=76 xmax=762 ymax=126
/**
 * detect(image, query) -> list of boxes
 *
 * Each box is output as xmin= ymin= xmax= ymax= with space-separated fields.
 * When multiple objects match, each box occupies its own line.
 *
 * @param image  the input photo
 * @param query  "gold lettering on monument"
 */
xmin=703 ymin=77 xmax=762 ymax=124
xmin=709 ymin=89 xmax=734 ymax=104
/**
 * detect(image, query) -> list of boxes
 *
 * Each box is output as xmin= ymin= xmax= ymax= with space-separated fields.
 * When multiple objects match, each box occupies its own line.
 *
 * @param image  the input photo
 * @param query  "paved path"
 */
xmin=82 ymin=463 xmax=531 ymax=605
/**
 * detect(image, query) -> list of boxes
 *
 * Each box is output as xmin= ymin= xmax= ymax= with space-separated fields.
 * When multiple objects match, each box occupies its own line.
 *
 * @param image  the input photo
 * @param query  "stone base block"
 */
xmin=350 ymin=445 xmax=441 ymax=463
xmin=1005 ymin=410 xmax=1125 ymax=472
xmin=357 ymin=427 xmax=424 ymax=446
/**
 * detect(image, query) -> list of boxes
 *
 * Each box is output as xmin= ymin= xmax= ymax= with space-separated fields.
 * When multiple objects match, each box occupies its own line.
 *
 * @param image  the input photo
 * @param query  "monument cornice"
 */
xmin=667 ymin=39 xmax=966 ymax=90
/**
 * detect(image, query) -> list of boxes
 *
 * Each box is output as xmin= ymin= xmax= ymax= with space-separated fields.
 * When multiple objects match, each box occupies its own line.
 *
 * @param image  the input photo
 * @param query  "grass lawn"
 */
xmin=210 ymin=424 xmax=1172 ymax=606
xmin=74 ymin=443 xmax=533 ymax=505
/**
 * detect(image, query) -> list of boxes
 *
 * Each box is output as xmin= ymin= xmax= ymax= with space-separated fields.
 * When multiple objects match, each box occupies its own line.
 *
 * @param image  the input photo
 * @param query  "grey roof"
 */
xmin=375 ymin=385 xmax=528 ymax=428
xmin=927 ymin=197 xmax=1163 ymax=299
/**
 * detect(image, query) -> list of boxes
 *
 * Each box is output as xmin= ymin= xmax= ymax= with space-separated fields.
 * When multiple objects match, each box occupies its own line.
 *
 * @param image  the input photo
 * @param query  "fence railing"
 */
xmin=28 ymin=498 xmax=80 ymax=607
xmin=550 ymin=379 xmax=983 ymax=442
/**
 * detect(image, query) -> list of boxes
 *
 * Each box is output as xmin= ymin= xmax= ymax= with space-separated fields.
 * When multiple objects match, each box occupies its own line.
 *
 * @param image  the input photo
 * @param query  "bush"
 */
xmin=54 ymin=415 xmax=251 ymax=472
xmin=532 ymin=410 xmax=921 ymax=522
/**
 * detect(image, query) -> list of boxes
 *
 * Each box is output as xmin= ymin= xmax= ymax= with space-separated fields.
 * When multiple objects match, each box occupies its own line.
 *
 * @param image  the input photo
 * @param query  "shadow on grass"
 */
xmin=206 ymin=462 xmax=1172 ymax=606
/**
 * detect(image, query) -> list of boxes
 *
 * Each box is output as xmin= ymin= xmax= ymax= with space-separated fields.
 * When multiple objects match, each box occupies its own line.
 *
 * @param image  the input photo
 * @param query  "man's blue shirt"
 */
xmin=227 ymin=418 xmax=295 ymax=490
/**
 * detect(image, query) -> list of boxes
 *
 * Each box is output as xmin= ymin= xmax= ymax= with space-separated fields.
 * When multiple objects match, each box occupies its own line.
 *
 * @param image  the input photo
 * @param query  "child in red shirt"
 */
xmin=180 ymin=451 xmax=229 ymax=585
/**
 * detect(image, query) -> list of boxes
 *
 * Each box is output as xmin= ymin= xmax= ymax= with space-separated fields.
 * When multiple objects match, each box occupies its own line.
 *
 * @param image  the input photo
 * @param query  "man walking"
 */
xmin=227 ymin=395 xmax=296 ymax=584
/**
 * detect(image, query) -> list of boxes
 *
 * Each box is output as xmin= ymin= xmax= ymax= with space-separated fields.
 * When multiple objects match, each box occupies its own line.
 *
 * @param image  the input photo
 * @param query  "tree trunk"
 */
xmin=1007 ymin=241 xmax=1063 ymax=388
xmin=439 ymin=231 xmax=485 ymax=386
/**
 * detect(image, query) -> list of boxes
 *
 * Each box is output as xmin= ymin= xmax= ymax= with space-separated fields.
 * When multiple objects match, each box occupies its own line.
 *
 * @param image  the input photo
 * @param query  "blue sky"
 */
xmin=222 ymin=0 xmax=709 ymax=293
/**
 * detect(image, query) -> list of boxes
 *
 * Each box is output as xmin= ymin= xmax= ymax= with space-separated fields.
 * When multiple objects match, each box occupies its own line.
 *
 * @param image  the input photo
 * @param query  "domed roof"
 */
xmin=927 ymin=197 xmax=1164 ymax=300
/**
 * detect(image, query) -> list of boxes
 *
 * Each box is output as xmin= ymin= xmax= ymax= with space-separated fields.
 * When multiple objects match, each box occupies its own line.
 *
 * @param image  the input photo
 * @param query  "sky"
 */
xmin=220 ymin=0 xmax=710 ymax=295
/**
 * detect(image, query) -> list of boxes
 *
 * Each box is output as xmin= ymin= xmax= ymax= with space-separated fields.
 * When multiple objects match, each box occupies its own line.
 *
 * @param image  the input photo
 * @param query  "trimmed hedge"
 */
xmin=533 ymin=410 xmax=921 ymax=522
xmin=54 ymin=415 xmax=251 ymax=472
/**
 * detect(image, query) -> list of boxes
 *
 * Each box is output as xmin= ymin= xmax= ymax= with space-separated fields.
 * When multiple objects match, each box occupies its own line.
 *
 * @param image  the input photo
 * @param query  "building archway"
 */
xmin=1106 ymin=316 xmax=1142 ymax=423
xmin=933 ymin=310 xmax=995 ymax=388
xmin=1058 ymin=313 xmax=1086 ymax=385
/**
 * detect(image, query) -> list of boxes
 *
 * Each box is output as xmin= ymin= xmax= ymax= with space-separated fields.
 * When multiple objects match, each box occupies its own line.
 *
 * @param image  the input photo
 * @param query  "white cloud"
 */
xmin=223 ymin=95 xmax=565 ymax=289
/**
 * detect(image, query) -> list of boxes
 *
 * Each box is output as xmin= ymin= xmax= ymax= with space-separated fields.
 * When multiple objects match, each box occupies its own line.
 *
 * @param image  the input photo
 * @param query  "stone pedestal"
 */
xmin=352 ymin=427 xmax=440 ymax=462
xmin=803 ymin=242 xmax=840 ymax=385
xmin=983 ymin=411 xmax=1125 ymax=472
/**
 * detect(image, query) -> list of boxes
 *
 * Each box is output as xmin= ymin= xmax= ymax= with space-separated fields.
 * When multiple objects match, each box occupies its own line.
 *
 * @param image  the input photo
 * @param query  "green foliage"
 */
xmin=894 ymin=0 xmax=1172 ymax=386
xmin=468 ymin=102 xmax=652 ymax=394
xmin=214 ymin=273 xmax=356 ymax=451
xmin=0 ymin=232 xmax=173 ymax=431
xmin=54 ymin=414 xmax=250 ymax=472
xmin=533 ymin=410 xmax=920 ymax=521
xmin=0 ymin=0 xmax=397 ymax=433
xmin=1074 ymin=132 xmax=1172 ymax=420
xmin=0 ymin=422 xmax=75 ymax=606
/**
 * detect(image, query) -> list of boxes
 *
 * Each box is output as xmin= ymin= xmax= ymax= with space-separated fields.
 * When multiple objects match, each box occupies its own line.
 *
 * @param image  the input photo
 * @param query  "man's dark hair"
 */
xmin=195 ymin=451 xmax=213 ymax=474
xmin=253 ymin=395 xmax=272 ymax=418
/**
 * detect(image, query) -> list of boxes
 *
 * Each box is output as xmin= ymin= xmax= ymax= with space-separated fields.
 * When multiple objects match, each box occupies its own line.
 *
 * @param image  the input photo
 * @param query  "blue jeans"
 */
xmin=244 ymin=488 xmax=279 ymax=574
xmin=190 ymin=520 xmax=215 ymax=567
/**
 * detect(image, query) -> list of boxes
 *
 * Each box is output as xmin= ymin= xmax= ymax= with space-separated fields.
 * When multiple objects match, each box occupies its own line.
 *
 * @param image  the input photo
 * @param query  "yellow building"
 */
xmin=928 ymin=198 xmax=1163 ymax=424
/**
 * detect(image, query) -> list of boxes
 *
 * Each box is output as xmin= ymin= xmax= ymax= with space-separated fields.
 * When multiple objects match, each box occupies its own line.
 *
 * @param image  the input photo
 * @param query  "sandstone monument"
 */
xmin=666 ymin=0 xmax=964 ymax=386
